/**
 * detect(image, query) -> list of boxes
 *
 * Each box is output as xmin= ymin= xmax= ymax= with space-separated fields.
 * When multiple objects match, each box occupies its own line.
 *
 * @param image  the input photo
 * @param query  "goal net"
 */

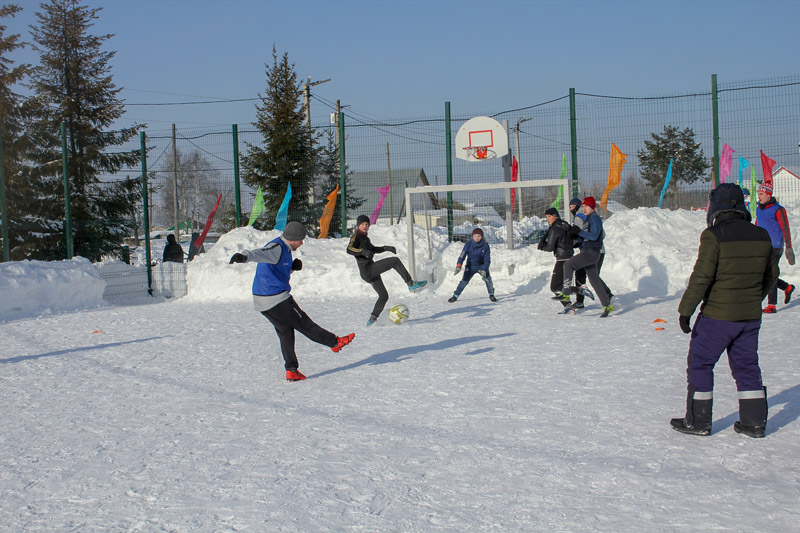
xmin=404 ymin=179 xmax=571 ymax=279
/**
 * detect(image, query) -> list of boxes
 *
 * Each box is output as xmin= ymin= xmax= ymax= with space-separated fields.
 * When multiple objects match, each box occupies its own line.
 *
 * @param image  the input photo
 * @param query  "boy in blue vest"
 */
xmin=449 ymin=227 xmax=496 ymax=303
xmin=755 ymin=182 xmax=795 ymax=313
xmin=230 ymin=221 xmax=355 ymax=381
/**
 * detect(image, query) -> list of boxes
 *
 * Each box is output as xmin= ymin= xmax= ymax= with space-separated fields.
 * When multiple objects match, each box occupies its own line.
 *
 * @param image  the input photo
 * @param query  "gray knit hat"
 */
xmin=282 ymin=221 xmax=306 ymax=241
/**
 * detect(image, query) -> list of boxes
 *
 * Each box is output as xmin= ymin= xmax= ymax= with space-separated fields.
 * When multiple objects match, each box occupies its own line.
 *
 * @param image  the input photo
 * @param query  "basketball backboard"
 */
xmin=455 ymin=116 xmax=509 ymax=162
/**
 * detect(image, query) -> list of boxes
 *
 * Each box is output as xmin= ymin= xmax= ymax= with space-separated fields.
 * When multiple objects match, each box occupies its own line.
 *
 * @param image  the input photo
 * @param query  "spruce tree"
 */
xmin=25 ymin=0 xmax=141 ymax=261
xmin=242 ymin=46 xmax=318 ymax=230
xmin=637 ymin=125 xmax=709 ymax=209
xmin=0 ymin=4 xmax=30 ymax=259
xmin=314 ymin=129 xmax=364 ymax=237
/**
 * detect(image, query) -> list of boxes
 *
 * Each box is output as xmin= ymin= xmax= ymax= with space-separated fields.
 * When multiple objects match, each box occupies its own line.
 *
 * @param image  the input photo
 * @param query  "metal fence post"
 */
xmin=0 ymin=122 xmax=9 ymax=262
xmin=445 ymin=101 xmax=453 ymax=241
xmin=569 ymin=88 xmax=579 ymax=198
xmin=140 ymin=131 xmax=152 ymax=295
xmin=232 ymin=124 xmax=242 ymax=227
xmin=711 ymin=74 xmax=720 ymax=187
xmin=61 ymin=121 xmax=73 ymax=258
xmin=338 ymin=111 xmax=347 ymax=234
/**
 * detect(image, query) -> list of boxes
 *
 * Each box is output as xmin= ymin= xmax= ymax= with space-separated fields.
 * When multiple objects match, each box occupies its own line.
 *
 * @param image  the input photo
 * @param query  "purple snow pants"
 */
xmin=686 ymin=314 xmax=763 ymax=393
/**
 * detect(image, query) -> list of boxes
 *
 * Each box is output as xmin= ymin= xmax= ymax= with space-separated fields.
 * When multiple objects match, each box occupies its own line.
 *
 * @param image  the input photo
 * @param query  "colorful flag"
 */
xmin=720 ymin=143 xmax=735 ymax=183
xmin=193 ymin=194 xmax=222 ymax=250
xmin=318 ymin=185 xmax=339 ymax=239
xmin=550 ymin=154 xmax=567 ymax=209
xmin=511 ymin=156 xmax=518 ymax=213
xmin=274 ymin=182 xmax=292 ymax=231
xmin=369 ymin=184 xmax=391 ymax=225
xmin=750 ymin=166 xmax=758 ymax=220
xmin=248 ymin=186 xmax=265 ymax=226
xmin=600 ymin=143 xmax=627 ymax=211
xmin=738 ymin=156 xmax=750 ymax=188
xmin=657 ymin=159 xmax=674 ymax=208
xmin=760 ymin=150 xmax=776 ymax=185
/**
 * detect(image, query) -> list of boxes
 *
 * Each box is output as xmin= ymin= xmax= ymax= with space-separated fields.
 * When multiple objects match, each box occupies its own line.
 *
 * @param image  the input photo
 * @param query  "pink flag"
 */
xmin=760 ymin=150 xmax=776 ymax=185
xmin=194 ymin=194 xmax=222 ymax=250
xmin=511 ymin=156 xmax=518 ymax=212
xmin=720 ymin=143 xmax=735 ymax=183
xmin=369 ymin=184 xmax=391 ymax=225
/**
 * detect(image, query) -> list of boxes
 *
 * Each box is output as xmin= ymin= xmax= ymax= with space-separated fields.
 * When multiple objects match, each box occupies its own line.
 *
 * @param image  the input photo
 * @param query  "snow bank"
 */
xmin=0 ymin=257 xmax=106 ymax=321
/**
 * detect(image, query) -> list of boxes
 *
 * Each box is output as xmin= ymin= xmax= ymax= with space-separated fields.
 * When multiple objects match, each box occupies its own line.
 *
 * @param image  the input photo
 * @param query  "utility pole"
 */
xmin=514 ymin=117 xmax=531 ymax=220
xmin=303 ymin=76 xmax=331 ymax=128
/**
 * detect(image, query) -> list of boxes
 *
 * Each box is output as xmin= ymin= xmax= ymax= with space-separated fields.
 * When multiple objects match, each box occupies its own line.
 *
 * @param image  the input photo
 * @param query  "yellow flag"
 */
xmin=318 ymin=185 xmax=340 ymax=238
xmin=600 ymin=143 xmax=627 ymax=211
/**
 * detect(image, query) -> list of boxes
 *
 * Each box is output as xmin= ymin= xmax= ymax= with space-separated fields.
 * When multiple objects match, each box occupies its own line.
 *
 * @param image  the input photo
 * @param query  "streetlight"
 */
xmin=303 ymin=76 xmax=331 ymax=128
xmin=513 ymin=117 xmax=532 ymax=219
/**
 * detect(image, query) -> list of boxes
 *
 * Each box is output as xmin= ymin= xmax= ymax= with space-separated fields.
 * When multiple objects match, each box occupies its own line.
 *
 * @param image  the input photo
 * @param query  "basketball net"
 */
xmin=464 ymin=146 xmax=489 ymax=160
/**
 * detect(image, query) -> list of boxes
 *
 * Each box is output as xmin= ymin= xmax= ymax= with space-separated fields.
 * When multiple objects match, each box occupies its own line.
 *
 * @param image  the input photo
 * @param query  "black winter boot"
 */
xmin=670 ymin=386 xmax=712 ymax=436
xmin=734 ymin=387 xmax=767 ymax=438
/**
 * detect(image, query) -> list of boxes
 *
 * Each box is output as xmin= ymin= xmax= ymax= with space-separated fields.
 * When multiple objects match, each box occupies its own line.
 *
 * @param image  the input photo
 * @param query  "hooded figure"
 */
xmin=162 ymin=234 xmax=184 ymax=263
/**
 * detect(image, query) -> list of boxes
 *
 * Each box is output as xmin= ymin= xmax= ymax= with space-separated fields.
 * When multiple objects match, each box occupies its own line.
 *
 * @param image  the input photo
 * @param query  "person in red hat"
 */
xmin=559 ymin=196 xmax=614 ymax=317
xmin=448 ymin=227 xmax=496 ymax=303
xmin=755 ymin=182 xmax=795 ymax=313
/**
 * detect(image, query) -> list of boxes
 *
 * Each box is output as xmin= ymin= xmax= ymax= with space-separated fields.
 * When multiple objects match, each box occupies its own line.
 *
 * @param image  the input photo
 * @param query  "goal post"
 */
xmin=404 ymin=179 xmax=571 ymax=279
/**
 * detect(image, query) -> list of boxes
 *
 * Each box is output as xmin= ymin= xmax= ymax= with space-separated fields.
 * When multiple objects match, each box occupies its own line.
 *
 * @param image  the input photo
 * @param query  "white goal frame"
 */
xmin=404 ymin=179 xmax=570 ymax=279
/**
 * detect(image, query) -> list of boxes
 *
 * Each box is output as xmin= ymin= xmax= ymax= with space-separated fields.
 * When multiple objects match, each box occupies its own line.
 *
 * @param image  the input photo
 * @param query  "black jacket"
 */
xmin=163 ymin=235 xmax=184 ymax=263
xmin=539 ymin=219 xmax=574 ymax=260
xmin=347 ymin=232 xmax=389 ymax=281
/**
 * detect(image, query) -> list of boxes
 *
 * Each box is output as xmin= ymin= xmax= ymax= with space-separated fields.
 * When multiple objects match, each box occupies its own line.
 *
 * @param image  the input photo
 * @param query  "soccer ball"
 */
xmin=387 ymin=304 xmax=409 ymax=324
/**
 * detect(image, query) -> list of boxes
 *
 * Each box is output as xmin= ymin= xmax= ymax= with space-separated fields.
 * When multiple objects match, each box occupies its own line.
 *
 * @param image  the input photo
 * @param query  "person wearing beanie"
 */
xmin=228 ymin=221 xmax=355 ymax=381
xmin=671 ymin=183 xmax=777 ymax=438
xmin=755 ymin=182 xmax=795 ymax=313
xmin=537 ymin=208 xmax=574 ymax=306
xmin=448 ymin=227 xmax=496 ymax=303
xmin=558 ymin=196 xmax=614 ymax=316
xmin=347 ymin=215 xmax=427 ymax=325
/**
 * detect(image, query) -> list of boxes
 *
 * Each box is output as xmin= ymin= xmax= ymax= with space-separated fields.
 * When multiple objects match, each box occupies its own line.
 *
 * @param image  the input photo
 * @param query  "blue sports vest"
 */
xmin=252 ymin=238 xmax=293 ymax=296
xmin=756 ymin=203 xmax=784 ymax=248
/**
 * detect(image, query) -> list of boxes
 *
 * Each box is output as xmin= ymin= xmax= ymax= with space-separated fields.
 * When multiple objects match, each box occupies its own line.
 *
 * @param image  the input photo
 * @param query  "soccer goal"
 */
xmin=404 ymin=179 xmax=571 ymax=279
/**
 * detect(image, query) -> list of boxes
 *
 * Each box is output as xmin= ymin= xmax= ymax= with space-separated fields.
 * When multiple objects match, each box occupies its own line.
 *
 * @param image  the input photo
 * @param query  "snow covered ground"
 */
xmin=2 ymin=208 xmax=800 ymax=531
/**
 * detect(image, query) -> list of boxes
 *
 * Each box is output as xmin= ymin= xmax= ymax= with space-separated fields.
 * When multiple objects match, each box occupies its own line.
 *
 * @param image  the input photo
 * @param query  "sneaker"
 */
xmin=286 ymin=369 xmax=306 ymax=381
xmin=600 ymin=304 xmax=614 ymax=318
xmin=489 ymin=295 xmax=498 ymax=302
xmin=670 ymin=417 xmax=711 ymax=436
xmin=366 ymin=315 xmax=378 ymax=326
xmin=554 ymin=292 xmax=571 ymax=303
xmin=733 ymin=421 xmax=765 ymax=438
xmin=763 ymin=305 xmax=777 ymax=314
xmin=785 ymin=284 xmax=795 ymax=305
xmin=448 ymin=295 xmax=458 ymax=303
xmin=331 ymin=332 xmax=355 ymax=353
xmin=578 ymin=285 xmax=595 ymax=301
xmin=408 ymin=280 xmax=428 ymax=292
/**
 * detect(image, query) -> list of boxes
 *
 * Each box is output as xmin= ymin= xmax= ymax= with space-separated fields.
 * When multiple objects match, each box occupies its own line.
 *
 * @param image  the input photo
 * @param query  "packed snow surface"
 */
xmin=2 ymin=208 xmax=799 ymax=530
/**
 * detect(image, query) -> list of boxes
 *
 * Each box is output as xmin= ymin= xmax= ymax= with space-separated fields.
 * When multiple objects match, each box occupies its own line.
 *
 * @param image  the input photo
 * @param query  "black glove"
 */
xmin=537 ymin=239 xmax=546 ymax=250
xmin=385 ymin=246 xmax=397 ymax=254
xmin=786 ymin=247 xmax=795 ymax=266
xmin=363 ymin=249 xmax=374 ymax=260
xmin=569 ymin=225 xmax=582 ymax=236
xmin=229 ymin=253 xmax=247 ymax=264
xmin=292 ymin=258 xmax=303 ymax=271
xmin=679 ymin=315 xmax=692 ymax=334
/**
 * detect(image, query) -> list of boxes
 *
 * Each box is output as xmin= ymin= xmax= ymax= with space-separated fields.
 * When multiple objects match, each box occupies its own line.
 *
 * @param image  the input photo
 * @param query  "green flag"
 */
xmin=550 ymin=154 xmax=567 ymax=209
xmin=750 ymin=166 xmax=757 ymax=220
xmin=248 ymin=186 xmax=265 ymax=226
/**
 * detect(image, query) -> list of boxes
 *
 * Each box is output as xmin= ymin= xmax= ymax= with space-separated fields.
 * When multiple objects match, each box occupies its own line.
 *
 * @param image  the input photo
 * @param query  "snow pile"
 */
xmin=0 ymin=257 xmax=106 ymax=321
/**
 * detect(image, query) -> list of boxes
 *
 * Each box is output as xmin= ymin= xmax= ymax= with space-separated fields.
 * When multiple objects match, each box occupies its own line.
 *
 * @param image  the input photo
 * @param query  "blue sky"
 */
xmin=6 ymin=0 xmax=799 ymax=131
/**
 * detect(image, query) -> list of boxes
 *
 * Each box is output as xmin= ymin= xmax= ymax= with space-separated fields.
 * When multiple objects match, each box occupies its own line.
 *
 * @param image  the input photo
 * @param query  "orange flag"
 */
xmin=318 ymin=185 xmax=340 ymax=238
xmin=600 ymin=143 xmax=627 ymax=211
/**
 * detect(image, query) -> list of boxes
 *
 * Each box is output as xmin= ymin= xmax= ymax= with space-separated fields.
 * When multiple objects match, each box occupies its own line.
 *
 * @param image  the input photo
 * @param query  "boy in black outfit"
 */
xmin=347 ymin=215 xmax=427 ymax=325
xmin=538 ymin=207 xmax=574 ymax=307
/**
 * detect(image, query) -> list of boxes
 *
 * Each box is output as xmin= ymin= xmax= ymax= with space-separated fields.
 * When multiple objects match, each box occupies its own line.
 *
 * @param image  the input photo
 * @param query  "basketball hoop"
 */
xmin=464 ymin=145 xmax=489 ymax=160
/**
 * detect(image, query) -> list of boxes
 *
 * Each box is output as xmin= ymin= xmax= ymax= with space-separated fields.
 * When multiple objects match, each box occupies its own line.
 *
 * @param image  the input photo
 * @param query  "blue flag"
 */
xmin=738 ymin=156 xmax=749 ymax=188
xmin=274 ymin=182 xmax=292 ymax=231
xmin=657 ymin=159 xmax=674 ymax=208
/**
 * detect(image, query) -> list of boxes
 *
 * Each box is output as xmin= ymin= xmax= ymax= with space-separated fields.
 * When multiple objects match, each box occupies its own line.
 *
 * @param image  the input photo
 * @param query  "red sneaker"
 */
xmin=785 ymin=284 xmax=795 ymax=305
xmin=762 ymin=305 xmax=777 ymax=314
xmin=286 ymin=370 xmax=306 ymax=381
xmin=331 ymin=333 xmax=355 ymax=353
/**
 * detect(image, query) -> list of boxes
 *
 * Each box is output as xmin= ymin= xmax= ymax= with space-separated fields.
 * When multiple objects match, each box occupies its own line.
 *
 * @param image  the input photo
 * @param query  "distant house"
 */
xmin=348 ymin=168 xmax=429 ymax=225
xmin=772 ymin=166 xmax=800 ymax=207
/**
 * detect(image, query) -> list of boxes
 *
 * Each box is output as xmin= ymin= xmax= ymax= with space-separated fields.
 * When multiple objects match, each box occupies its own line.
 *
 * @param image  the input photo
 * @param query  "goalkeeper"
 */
xmin=448 ymin=228 xmax=497 ymax=303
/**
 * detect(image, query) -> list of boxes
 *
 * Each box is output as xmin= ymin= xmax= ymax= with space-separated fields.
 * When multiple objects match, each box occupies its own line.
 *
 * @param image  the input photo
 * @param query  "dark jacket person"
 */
xmin=162 ymin=234 xmax=184 ymax=263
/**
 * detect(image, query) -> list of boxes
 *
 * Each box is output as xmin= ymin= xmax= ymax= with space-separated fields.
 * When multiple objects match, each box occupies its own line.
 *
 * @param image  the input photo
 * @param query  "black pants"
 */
xmin=362 ymin=257 xmax=412 ymax=319
xmin=563 ymin=248 xmax=611 ymax=307
xmin=767 ymin=248 xmax=790 ymax=305
xmin=550 ymin=259 xmax=568 ymax=293
xmin=261 ymin=296 xmax=337 ymax=371
xmin=575 ymin=251 xmax=611 ymax=304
